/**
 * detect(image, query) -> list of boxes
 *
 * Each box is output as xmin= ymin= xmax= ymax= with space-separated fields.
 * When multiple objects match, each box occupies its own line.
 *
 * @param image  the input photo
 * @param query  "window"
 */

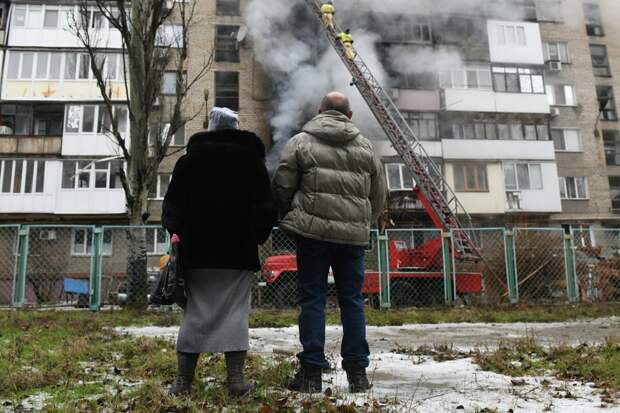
xmin=385 ymin=163 xmax=414 ymax=191
xmin=215 ymin=71 xmax=239 ymax=111
xmin=559 ymin=176 xmax=588 ymax=199
xmin=597 ymin=86 xmax=618 ymax=121
xmin=590 ymin=45 xmax=611 ymax=77
xmin=149 ymin=123 xmax=186 ymax=146
xmin=43 ymin=8 xmax=59 ymax=28
xmin=439 ymin=65 xmax=492 ymax=90
xmin=13 ymin=7 xmax=26 ymax=27
xmin=156 ymin=25 xmax=184 ymax=48
xmin=378 ymin=15 xmax=431 ymax=43
xmin=149 ymin=174 xmax=172 ymax=199
xmin=609 ymin=177 xmax=620 ymax=210
xmin=544 ymin=42 xmax=569 ymax=63
xmin=546 ymin=84 xmax=576 ymax=106
xmin=0 ymin=104 xmax=63 ymax=136
xmin=20 ymin=52 xmax=34 ymax=79
xmin=27 ymin=6 xmax=42 ymax=29
xmin=215 ymin=25 xmax=240 ymax=62
xmin=493 ymin=66 xmax=544 ymax=94
xmin=61 ymin=160 xmax=122 ymax=190
xmin=0 ymin=159 xmax=45 ymax=194
xmin=404 ymin=112 xmax=438 ymax=140
xmin=497 ymin=24 xmax=526 ymax=46
xmin=453 ymin=163 xmax=488 ymax=192
xmin=161 ymin=72 xmax=187 ymax=95
xmin=216 ymin=0 xmax=241 ymax=16
xmin=551 ymin=129 xmax=582 ymax=152
xmin=77 ymin=53 xmax=90 ymax=79
xmin=64 ymin=53 xmax=77 ymax=80
xmin=603 ymin=130 xmax=620 ymax=166
xmin=97 ymin=105 xmax=129 ymax=134
xmin=584 ymin=3 xmax=604 ymax=36
xmin=72 ymin=228 xmax=112 ymax=256
xmin=91 ymin=11 xmax=106 ymax=29
xmin=146 ymin=228 xmax=169 ymax=255
xmin=536 ymin=0 xmax=562 ymax=21
xmin=452 ymin=121 xmax=548 ymax=140
xmin=504 ymin=162 xmax=543 ymax=190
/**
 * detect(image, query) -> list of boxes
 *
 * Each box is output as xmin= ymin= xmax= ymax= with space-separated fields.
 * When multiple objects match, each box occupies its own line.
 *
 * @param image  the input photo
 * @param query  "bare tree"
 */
xmin=68 ymin=0 xmax=212 ymax=307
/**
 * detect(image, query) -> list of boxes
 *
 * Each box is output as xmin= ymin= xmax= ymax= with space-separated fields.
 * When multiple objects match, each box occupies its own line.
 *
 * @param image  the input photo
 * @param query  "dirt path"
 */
xmin=118 ymin=317 xmax=620 ymax=413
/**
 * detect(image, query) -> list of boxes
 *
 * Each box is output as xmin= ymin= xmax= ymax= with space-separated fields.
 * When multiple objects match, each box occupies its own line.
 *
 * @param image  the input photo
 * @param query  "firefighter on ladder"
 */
xmin=338 ymin=29 xmax=356 ymax=60
xmin=320 ymin=1 xmax=335 ymax=30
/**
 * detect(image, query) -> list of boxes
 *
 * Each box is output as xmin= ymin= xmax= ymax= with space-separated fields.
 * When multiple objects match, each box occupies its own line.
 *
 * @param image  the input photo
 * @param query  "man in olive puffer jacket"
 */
xmin=273 ymin=91 xmax=386 ymax=394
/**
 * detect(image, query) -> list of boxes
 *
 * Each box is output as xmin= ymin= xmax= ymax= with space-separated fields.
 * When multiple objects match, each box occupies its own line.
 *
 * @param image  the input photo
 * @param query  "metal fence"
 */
xmin=1 ymin=224 xmax=619 ymax=310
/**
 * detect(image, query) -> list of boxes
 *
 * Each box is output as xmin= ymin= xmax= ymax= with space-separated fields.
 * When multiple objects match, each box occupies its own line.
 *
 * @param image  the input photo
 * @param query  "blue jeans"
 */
xmin=295 ymin=236 xmax=370 ymax=370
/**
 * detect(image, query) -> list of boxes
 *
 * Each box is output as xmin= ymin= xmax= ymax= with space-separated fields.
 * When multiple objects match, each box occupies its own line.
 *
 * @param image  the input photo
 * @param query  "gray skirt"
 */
xmin=176 ymin=268 xmax=253 ymax=353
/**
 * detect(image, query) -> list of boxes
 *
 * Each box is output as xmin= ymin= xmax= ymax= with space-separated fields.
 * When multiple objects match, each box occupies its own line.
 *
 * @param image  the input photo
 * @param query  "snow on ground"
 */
xmin=117 ymin=317 xmax=620 ymax=412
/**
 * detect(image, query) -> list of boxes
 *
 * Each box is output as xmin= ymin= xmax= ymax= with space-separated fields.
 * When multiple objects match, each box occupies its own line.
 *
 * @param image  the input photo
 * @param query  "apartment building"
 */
xmin=0 ymin=0 xmax=618 ymax=233
xmin=0 ymin=0 xmax=270 ymax=231
xmin=373 ymin=0 xmax=619 ymax=230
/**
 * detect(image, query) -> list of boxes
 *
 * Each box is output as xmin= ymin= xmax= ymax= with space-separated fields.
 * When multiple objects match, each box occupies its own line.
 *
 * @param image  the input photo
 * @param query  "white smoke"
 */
xmin=246 ymin=0 xmax=535 ymax=172
xmin=387 ymin=46 xmax=462 ymax=76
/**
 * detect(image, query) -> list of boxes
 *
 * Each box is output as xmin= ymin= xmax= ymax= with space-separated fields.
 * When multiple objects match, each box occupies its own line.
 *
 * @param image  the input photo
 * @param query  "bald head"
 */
xmin=319 ymin=91 xmax=353 ymax=119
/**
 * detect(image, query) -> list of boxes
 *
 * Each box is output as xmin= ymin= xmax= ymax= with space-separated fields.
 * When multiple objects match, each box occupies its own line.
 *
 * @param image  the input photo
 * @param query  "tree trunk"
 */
xmin=125 ymin=197 xmax=149 ymax=309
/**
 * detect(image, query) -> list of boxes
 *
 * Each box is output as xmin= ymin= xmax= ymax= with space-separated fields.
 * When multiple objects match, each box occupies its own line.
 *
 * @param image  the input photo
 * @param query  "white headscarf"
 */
xmin=207 ymin=107 xmax=239 ymax=131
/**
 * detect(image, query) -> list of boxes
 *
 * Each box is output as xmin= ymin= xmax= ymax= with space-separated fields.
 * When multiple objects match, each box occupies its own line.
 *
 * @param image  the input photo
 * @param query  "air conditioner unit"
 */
xmin=39 ymin=230 xmax=57 ymax=241
xmin=547 ymin=60 xmax=562 ymax=71
xmin=390 ymin=89 xmax=400 ymax=100
xmin=550 ymin=107 xmax=561 ymax=117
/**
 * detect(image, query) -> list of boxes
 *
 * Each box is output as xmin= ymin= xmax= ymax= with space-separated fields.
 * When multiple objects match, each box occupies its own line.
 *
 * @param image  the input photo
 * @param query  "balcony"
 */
xmin=0 ymin=135 xmax=62 ymax=155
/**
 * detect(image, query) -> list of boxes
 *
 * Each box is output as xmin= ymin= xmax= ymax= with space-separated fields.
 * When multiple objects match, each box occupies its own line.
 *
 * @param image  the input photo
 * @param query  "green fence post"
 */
xmin=442 ymin=232 xmax=455 ymax=304
xmin=12 ymin=225 xmax=29 ymax=307
xmin=89 ymin=227 xmax=103 ymax=311
xmin=377 ymin=234 xmax=391 ymax=308
xmin=564 ymin=233 xmax=579 ymax=302
xmin=504 ymin=230 xmax=519 ymax=304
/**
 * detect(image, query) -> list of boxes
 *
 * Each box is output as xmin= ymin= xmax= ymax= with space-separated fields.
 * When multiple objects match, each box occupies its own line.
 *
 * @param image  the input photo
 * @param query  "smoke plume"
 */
xmin=245 ymin=0 xmax=532 ymax=172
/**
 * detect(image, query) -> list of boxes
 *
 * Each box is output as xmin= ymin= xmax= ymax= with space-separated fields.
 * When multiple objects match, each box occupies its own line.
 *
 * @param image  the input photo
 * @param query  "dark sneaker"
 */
xmin=286 ymin=364 xmax=322 ymax=393
xmin=345 ymin=367 xmax=372 ymax=393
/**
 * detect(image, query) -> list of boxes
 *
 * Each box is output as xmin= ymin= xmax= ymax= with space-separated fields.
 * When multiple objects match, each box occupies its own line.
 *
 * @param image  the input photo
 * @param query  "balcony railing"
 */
xmin=0 ymin=135 xmax=62 ymax=155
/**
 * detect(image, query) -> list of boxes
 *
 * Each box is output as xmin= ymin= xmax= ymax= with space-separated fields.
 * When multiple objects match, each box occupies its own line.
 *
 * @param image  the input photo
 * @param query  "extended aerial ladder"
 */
xmin=308 ymin=0 xmax=480 ymax=257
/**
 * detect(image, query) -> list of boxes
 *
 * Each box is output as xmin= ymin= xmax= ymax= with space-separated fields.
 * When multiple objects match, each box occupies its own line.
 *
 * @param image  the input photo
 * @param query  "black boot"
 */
xmin=345 ymin=367 xmax=371 ymax=393
xmin=169 ymin=352 xmax=199 ymax=396
xmin=225 ymin=351 xmax=254 ymax=397
xmin=286 ymin=363 xmax=322 ymax=393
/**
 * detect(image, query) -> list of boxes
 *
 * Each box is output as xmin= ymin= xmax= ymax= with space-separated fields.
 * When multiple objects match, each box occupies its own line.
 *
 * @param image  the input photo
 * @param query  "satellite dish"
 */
xmin=236 ymin=25 xmax=248 ymax=43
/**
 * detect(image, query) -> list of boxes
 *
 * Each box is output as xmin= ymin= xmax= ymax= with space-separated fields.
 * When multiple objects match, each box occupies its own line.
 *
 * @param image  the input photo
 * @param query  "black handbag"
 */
xmin=149 ymin=241 xmax=187 ymax=308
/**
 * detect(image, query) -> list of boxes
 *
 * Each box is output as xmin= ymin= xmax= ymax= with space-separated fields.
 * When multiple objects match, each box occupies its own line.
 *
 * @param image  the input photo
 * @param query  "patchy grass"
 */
xmin=0 ymin=310 xmax=387 ymax=412
xmin=474 ymin=336 xmax=620 ymax=396
xmin=1 ymin=301 xmax=619 ymax=330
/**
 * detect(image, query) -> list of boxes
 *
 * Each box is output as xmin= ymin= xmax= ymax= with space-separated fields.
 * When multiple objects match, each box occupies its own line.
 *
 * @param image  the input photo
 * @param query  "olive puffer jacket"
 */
xmin=272 ymin=110 xmax=387 ymax=246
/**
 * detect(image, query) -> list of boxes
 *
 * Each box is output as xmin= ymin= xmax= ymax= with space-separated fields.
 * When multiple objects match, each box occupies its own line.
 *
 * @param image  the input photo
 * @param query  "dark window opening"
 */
xmin=609 ymin=176 xmax=620 ymax=211
xmin=604 ymin=130 xmax=620 ymax=166
xmin=215 ymin=25 xmax=240 ymax=62
xmin=0 ymin=104 xmax=63 ymax=136
xmin=590 ymin=44 xmax=611 ymax=77
xmin=216 ymin=0 xmax=240 ymax=16
xmin=597 ymin=86 xmax=618 ymax=121
xmin=584 ymin=3 xmax=604 ymax=36
xmin=215 ymin=71 xmax=239 ymax=111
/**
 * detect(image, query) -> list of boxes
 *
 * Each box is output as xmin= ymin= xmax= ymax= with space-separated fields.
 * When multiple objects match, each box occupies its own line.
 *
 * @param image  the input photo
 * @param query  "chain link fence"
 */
xmin=2 ymin=224 xmax=619 ymax=309
xmin=514 ymin=228 xmax=568 ymax=304
xmin=22 ymin=226 xmax=95 ymax=307
xmin=0 ymin=225 xmax=19 ymax=307
xmin=100 ymin=226 xmax=169 ymax=308
xmin=452 ymin=228 xmax=509 ymax=306
xmin=254 ymin=229 xmax=381 ymax=309
xmin=573 ymin=229 xmax=620 ymax=302
xmin=384 ymin=229 xmax=445 ymax=308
